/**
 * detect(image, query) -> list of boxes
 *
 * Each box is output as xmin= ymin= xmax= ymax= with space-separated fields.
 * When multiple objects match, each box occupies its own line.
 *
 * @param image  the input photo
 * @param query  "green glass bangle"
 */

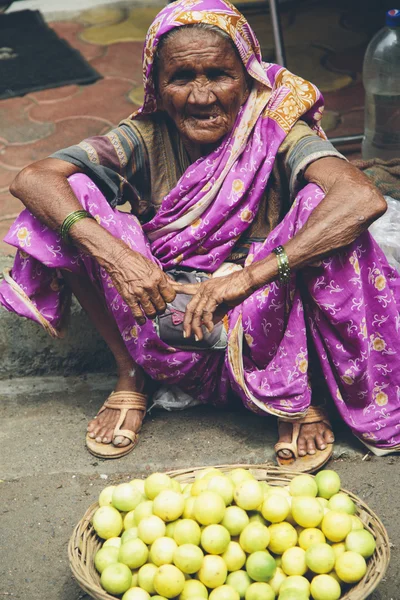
xmin=60 ymin=210 xmax=94 ymax=244
xmin=272 ymin=245 xmax=291 ymax=284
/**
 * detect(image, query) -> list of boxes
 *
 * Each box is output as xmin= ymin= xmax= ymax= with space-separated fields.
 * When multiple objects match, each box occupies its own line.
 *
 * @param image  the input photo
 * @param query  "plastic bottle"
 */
xmin=362 ymin=9 xmax=400 ymax=160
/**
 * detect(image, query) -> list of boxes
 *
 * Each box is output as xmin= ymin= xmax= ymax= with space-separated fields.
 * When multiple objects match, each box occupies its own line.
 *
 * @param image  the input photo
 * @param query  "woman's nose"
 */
xmin=187 ymin=81 xmax=215 ymax=105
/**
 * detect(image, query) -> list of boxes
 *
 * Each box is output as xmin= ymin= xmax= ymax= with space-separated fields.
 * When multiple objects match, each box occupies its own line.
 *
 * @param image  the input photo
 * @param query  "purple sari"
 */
xmin=1 ymin=0 xmax=400 ymax=454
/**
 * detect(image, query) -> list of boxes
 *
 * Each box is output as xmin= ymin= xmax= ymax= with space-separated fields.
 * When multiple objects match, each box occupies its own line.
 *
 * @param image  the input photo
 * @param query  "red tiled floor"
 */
xmin=28 ymin=77 xmax=135 ymax=126
xmin=28 ymin=85 xmax=80 ymax=104
xmin=91 ymin=41 xmax=143 ymax=82
xmin=0 ymin=168 xmax=17 ymax=192
xmin=50 ymin=21 xmax=106 ymax=62
xmin=0 ymin=117 xmax=110 ymax=169
xmin=0 ymin=97 xmax=54 ymax=145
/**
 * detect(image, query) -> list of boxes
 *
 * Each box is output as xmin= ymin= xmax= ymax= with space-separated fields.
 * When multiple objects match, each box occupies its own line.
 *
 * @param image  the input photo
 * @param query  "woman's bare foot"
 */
xmin=87 ymin=363 xmax=147 ymax=448
xmin=277 ymin=420 xmax=335 ymax=458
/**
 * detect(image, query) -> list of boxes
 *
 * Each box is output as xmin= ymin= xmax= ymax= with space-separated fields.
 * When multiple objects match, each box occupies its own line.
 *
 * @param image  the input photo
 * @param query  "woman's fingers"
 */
xmin=172 ymin=281 xmax=200 ymax=295
xmin=130 ymin=300 xmax=146 ymax=325
xmin=183 ymin=293 xmax=218 ymax=340
xmin=159 ymin=277 xmax=177 ymax=303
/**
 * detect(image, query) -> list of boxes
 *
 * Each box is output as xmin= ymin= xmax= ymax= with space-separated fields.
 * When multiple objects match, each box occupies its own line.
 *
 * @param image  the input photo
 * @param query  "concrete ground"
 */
xmin=1 ymin=374 xmax=398 ymax=600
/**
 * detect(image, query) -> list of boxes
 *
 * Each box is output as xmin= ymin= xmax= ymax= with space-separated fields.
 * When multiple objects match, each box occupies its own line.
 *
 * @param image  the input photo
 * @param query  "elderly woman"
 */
xmin=1 ymin=0 xmax=399 ymax=470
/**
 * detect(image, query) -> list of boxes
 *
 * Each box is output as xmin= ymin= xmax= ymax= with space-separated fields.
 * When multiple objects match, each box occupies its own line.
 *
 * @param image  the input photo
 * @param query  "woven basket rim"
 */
xmin=69 ymin=464 xmax=390 ymax=600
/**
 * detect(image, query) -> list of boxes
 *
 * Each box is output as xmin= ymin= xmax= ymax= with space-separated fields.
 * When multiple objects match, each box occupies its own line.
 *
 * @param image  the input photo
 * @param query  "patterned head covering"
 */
xmin=138 ymin=0 xmax=272 ymax=115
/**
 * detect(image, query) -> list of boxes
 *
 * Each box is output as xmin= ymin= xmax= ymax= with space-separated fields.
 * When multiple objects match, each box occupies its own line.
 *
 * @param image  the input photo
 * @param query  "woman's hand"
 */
xmin=173 ymin=268 xmax=257 ymax=340
xmin=103 ymin=243 xmax=176 ymax=325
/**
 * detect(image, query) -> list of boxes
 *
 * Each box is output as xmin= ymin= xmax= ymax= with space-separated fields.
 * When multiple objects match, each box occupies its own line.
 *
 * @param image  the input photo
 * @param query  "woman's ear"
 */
xmin=241 ymin=74 xmax=252 ymax=105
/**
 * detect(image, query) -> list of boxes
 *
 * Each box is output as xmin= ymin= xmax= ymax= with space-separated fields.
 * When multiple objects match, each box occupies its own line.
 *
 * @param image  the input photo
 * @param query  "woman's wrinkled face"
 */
xmin=156 ymin=28 xmax=250 ymax=154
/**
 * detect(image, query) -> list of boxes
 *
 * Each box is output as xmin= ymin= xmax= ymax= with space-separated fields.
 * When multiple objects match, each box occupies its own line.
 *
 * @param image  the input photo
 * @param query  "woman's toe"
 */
xmin=113 ymin=436 xmax=131 ymax=447
xmin=306 ymin=438 xmax=316 ymax=455
xmin=297 ymin=437 xmax=307 ymax=456
xmin=315 ymin=433 xmax=327 ymax=450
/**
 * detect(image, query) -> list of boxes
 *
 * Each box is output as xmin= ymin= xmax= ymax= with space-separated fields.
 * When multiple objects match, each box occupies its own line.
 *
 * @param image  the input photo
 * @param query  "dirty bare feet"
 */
xmin=277 ymin=420 xmax=335 ymax=458
xmin=87 ymin=362 xmax=147 ymax=448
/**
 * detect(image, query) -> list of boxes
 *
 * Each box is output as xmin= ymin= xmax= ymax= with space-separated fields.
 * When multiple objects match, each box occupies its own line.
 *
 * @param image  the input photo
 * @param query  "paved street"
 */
xmin=0 ymin=375 xmax=398 ymax=600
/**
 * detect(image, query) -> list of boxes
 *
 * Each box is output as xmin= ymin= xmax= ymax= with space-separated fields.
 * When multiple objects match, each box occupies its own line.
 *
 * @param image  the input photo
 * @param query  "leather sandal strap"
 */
xmin=274 ymin=421 xmax=301 ymax=459
xmin=104 ymin=391 xmax=147 ymax=413
xmin=279 ymin=405 xmax=330 ymax=426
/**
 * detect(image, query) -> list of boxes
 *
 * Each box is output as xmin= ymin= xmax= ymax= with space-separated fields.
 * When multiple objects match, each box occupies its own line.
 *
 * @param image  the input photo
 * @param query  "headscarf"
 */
xmin=137 ymin=0 xmax=326 ymax=271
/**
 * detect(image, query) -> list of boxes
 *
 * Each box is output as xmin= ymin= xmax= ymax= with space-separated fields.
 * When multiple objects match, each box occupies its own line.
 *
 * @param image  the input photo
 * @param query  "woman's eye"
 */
xmin=171 ymin=70 xmax=193 ymax=82
xmin=208 ymin=69 xmax=227 ymax=79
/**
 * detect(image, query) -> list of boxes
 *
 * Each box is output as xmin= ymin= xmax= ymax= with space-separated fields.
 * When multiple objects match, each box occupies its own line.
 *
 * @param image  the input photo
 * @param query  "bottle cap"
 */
xmin=386 ymin=8 xmax=400 ymax=26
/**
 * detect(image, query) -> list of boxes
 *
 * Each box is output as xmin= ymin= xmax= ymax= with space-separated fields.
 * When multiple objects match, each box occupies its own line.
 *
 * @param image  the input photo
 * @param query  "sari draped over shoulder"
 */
xmin=1 ymin=0 xmax=400 ymax=455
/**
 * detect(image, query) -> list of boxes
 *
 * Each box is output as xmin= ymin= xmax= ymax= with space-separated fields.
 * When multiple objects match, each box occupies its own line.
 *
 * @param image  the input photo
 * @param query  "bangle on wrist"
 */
xmin=60 ymin=210 xmax=94 ymax=244
xmin=272 ymin=245 xmax=291 ymax=284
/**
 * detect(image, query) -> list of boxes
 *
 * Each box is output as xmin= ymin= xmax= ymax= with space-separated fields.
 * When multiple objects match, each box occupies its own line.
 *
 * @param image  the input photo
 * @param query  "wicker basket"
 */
xmin=69 ymin=465 xmax=390 ymax=600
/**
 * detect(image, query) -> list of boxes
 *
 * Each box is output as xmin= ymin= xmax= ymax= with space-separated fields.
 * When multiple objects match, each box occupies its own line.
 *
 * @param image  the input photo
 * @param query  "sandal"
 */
xmin=86 ymin=391 xmax=147 ymax=459
xmin=274 ymin=405 xmax=333 ymax=473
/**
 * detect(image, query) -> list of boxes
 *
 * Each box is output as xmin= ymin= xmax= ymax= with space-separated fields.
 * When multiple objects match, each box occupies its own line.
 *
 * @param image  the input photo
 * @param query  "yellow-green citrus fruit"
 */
xmin=134 ymin=501 xmax=154 ymax=525
xmin=138 ymin=515 xmax=166 ymax=544
xmin=261 ymin=494 xmax=290 ymax=523
xmin=198 ymin=555 xmax=228 ymax=588
xmin=222 ymin=541 xmax=246 ymax=572
xmin=298 ymin=527 xmax=326 ymax=550
xmin=289 ymin=475 xmax=318 ymax=497
xmin=315 ymin=471 xmax=341 ymax=500
xmin=310 ymin=574 xmax=341 ymax=600
xmin=194 ymin=491 xmax=226 ymax=525
xmin=179 ymin=579 xmax=208 ymax=600
xmin=124 ymin=510 xmax=136 ymax=530
xmin=248 ymin=513 xmax=268 ymax=526
xmin=145 ymin=473 xmax=173 ymax=500
xmin=103 ymin=536 xmax=122 ymax=549
xmin=268 ymin=523 xmax=298 ymax=555
xmin=94 ymin=547 xmax=119 ymax=573
xmin=112 ymin=483 xmax=144 ymax=512
xmin=246 ymin=582 xmax=275 ymax=600
xmin=101 ymin=563 xmax=132 ymax=595
xmin=209 ymin=585 xmax=240 ymax=600
xmin=305 ymin=543 xmax=335 ymax=574
xmin=228 ymin=468 xmax=255 ymax=486
xmin=153 ymin=564 xmax=186 ymax=598
xmin=165 ymin=520 xmax=180 ymax=538
xmin=234 ymin=480 xmax=263 ymax=511
xmin=278 ymin=591 xmax=308 ymax=600
xmin=222 ymin=506 xmax=249 ymax=535
xmin=317 ymin=498 xmax=329 ymax=509
xmin=151 ymin=597 xmax=167 ymax=600
xmin=226 ymin=570 xmax=252 ymax=598
xmin=171 ymin=479 xmax=182 ymax=493
xmin=335 ymin=551 xmax=367 ymax=583
xmin=321 ymin=511 xmax=352 ymax=542
xmin=245 ymin=551 xmax=276 ymax=582
xmin=239 ymin=522 xmax=270 ymax=553
xmin=138 ymin=563 xmax=158 ymax=594
xmin=280 ymin=575 xmax=310 ymax=596
xmin=268 ymin=567 xmax=287 ymax=594
xmin=153 ymin=490 xmax=185 ymax=522
xmin=121 ymin=527 xmax=138 ymax=544
xmin=291 ymin=497 xmax=324 ymax=528
xmin=183 ymin=496 xmax=196 ymax=519
xmin=122 ymin=587 xmax=150 ymax=600
xmin=345 ymin=529 xmax=376 ymax=558
xmin=99 ymin=485 xmax=116 ymax=507
xmin=129 ymin=478 xmax=146 ymax=494
xmin=191 ymin=478 xmax=211 ymax=496
xmin=207 ymin=475 xmax=235 ymax=505
xmin=118 ymin=538 xmax=149 ymax=569
xmin=173 ymin=544 xmax=204 ymax=574
xmin=281 ymin=547 xmax=307 ymax=576
xmin=150 ymin=537 xmax=178 ymax=566
xmin=92 ymin=506 xmax=123 ymax=539
xmin=201 ymin=524 xmax=231 ymax=555
xmin=328 ymin=493 xmax=356 ymax=515
xmin=174 ymin=518 xmax=202 ymax=546
xmin=330 ymin=542 xmax=346 ymax=560
xmin=195 ymin=467 xmax=222 ymax=481
xmin=350 ymin=515 xmax=364 ymax=531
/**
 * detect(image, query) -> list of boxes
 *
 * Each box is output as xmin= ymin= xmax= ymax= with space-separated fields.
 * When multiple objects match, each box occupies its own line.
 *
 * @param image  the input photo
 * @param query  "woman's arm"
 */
xmin=177 ymin=157 xmax=387 ymax=339
xmin=10 ymin=158 xmax=176 ymax=322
